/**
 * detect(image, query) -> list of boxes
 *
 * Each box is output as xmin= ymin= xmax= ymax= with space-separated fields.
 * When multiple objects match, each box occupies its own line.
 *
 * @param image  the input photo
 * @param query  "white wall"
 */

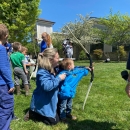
xmin=104 ymin=44 xmax=112 ymax=52
xmin=36 ymin=20 xmax=54 ymax=41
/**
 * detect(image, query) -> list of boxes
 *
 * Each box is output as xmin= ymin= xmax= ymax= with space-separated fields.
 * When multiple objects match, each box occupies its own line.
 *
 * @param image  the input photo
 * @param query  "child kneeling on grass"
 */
xmin=57 ymin=58 xmax=92 ymax=122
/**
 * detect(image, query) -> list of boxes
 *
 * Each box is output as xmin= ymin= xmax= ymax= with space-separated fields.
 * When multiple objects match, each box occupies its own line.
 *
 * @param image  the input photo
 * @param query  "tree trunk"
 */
xmin=117 ymin=45 xmax=120 ymax=62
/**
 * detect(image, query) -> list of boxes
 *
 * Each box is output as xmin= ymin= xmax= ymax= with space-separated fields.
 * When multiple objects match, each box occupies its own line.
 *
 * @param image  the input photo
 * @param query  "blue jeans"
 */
xmin=13 ymin=67 xmax=28 ymax=85
xmin=59 ymin=98 xmax=72 ymax=119
xmin=0 ymin=85 xmax=14 ymax=130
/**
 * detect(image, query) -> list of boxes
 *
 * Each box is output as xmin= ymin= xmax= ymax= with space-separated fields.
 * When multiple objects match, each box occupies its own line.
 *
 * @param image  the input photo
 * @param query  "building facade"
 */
xmin=35 ymin=18 xmax=55 ymax=42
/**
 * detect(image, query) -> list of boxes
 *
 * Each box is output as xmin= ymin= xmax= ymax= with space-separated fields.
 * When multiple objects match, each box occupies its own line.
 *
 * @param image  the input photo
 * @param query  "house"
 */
xmin=35 ymin=18 xmax=113 ymax=58
xmin=35 ymin=18 xmax=55 ymax=42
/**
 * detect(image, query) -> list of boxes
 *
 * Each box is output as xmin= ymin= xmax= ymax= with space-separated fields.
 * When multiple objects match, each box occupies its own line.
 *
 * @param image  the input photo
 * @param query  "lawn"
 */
xmin=10 ymin=61 xmax=130 ymax=130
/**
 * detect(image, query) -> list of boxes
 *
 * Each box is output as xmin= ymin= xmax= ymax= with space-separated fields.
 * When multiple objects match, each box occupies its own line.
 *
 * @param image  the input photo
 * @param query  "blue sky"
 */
xmin=39 ymin=0 xmax=130 ymax=32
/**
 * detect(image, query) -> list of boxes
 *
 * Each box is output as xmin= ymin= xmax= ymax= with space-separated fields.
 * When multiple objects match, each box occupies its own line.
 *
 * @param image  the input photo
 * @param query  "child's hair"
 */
xmin=13 ymin=42 xmax=21 ymax=51
xmin=60 ymin=58 xmax=73 ymax=70
xmin=0 ymin=24 xmax=9 ymax=40
xmin=21 ymin=46 xmax=28 ymax=53
xmin=41 ymin=32 xmax=52 ymax=47
xmin=37 ymin=48 xmax=58 ymax=73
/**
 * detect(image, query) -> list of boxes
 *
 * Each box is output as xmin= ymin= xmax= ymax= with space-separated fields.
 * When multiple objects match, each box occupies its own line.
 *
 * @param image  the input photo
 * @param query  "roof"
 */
xmin=37 ymin=18 xmax=55 ymax=25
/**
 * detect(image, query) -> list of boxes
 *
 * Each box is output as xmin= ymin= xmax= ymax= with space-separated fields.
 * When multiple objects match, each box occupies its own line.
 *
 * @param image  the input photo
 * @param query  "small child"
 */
xmin=10 ymin=42 xmax=30 ymax=96
xmin=65 ymin=43 xmax=73 ymax=58
xmin=21 ymin=46 xmax=35 ymax=89
xmin=57 ymin=58 xmax=91 ymax=122
xmin=0 ymin=23 xmax=14 ymax=130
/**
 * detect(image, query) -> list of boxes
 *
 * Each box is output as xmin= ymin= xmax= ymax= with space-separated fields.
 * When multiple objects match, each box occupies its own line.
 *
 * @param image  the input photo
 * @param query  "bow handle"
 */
xmin=86 ymin=53 xmax=94 ymax=82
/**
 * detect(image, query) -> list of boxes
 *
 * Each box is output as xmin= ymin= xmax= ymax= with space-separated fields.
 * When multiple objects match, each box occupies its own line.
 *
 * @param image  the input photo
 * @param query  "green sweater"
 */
xmin=10 ymin=52 xmax=25 ymax=69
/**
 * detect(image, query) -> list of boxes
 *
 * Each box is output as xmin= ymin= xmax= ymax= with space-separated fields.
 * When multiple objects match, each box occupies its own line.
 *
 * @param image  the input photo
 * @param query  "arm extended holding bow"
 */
xmin=65 ymin=25 xmax=94 ymax=110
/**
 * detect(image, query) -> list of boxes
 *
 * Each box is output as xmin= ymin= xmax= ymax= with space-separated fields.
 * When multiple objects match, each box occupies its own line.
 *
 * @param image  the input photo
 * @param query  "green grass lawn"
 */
xmin=10 ymin=61 xmax=130 ymax=130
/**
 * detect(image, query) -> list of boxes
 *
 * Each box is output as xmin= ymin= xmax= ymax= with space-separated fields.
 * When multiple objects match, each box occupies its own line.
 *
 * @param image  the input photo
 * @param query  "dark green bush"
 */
xmin=93 ymin=49 xmax=103 ymax=59
xmin=79 ymin=50 xmax=86 ymax=60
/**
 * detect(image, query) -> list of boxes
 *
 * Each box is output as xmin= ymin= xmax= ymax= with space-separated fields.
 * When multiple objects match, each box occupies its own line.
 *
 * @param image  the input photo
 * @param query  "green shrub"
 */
xmin=118 ymin=45 xmax=126 ymax=60
xmin=79 ymin=50 xmax=86 ymax=60
xmin=93 ymin=49 xmax=103 ymax=59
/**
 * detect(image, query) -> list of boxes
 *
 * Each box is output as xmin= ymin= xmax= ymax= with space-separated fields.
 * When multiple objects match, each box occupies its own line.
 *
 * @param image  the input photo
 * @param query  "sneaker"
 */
xmin=66 ymin=114 xmax=77 ymax=120
xmin=12 ymin=116 xmax=20 ymax=121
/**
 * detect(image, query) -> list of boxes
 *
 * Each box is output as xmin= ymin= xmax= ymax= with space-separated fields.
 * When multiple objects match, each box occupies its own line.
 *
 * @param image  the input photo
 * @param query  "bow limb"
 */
xmin=65 ymin=25 xmax=94 ymax=110
xmin=86 ymin=53 xmax=94 ymax=82
xmin=66 ymin=25 xmax=94 ymax=81
xmin=82 ymin=53 xmax=94 ymax=110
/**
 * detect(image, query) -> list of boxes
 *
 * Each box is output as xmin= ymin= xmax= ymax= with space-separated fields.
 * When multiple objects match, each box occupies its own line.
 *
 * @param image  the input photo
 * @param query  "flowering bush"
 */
xmin=93 ymin=49 xmax=103 ymax=59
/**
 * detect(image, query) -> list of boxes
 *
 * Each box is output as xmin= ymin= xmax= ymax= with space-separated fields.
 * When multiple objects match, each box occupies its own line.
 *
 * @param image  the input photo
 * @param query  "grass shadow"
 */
xmin=67 ymin=119 xmax=118 ymax=130
xmin=31 ymin=77 xmax=36 ymax=81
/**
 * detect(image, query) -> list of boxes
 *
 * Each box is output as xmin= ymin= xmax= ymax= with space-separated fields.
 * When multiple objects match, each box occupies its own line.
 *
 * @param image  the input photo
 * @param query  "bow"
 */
xmin=66 ymin=25 xmax=94 ymax=110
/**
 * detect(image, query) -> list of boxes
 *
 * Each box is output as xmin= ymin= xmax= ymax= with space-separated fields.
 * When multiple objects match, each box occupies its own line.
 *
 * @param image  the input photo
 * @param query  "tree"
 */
xmin=0 ymin=0 xmax=40 ymax=43
xmin=51 ymin=33 xmax=65 ymax=57
xmin=96 ymin=10 xmax=130 ymax=60
xmin=60 ymin=14 xmax=99 ymax=55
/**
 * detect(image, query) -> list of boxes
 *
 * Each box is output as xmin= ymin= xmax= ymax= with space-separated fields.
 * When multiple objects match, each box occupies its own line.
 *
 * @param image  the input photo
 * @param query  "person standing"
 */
xmin=65 ymin=42 xmax=73 ymax=58
xmin=62 ymin=39 xmax=73 ymax=58
xmin=57 ymin=58 xmax=91 ymax=122
xmin=4 ymin=40 xmax=12 ymax=55
xmin=10 ymin=42 xmax=30 ymax=96
xmin=0 ymin=24 xmax=15 ymax=130
xmin=37 ymin=32 xmax=53 ymax=52
xmin=21 ymin=46 xmax=35 ymax=89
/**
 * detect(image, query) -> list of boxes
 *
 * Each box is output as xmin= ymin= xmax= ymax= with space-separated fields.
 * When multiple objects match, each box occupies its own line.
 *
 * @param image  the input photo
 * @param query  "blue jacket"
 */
xmin=30 ymin=68 xmax=61 ymax=119
xmin=4 ymin=42 xmax=12 ymax=53
xmin=58 ymin=66 xmax=89 ymax=99
xmin=0 ymin=45 xmax=14 ymax=88
xmin=40 ymin=40 xmax=47 ymax=52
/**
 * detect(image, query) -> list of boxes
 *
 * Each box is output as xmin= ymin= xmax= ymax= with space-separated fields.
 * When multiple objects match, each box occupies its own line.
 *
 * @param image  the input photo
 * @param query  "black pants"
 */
xmin=30 ymin=110 xmax=59 ymax=125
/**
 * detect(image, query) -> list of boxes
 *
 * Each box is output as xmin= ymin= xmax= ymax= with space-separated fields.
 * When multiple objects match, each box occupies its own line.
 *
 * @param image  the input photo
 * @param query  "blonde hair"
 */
xmin=38 ymin=48 xmax=58 ymax=73
xmin=0 ymin=24 xmax=9 ymax=40
xmin=60 ymin=58 xmax=73 ymax=70
xmin=21 ymin=46 xmax=28 ymax=53
xmin=41 ymin=32 xmax=52 ymax=47
xmin=13 ymin=42 xmax=21 ymax=51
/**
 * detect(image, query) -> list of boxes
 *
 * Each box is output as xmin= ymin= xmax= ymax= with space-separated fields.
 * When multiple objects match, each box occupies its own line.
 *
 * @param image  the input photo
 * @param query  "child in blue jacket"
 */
xmin=57 ymin=58 xmax=91 ymax=122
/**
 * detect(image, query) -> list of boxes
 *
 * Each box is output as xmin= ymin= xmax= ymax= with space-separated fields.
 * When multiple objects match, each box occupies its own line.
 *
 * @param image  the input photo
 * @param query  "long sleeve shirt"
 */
xmin=58 ymin=66 xmax=89 ymax=99
xmin=30 ymin=68 xmax=61 ymax=119
xmin=40 ymin=40 xmax=47 ymax=52
xmin=0 ymin=45 xmax=14 ymax=88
